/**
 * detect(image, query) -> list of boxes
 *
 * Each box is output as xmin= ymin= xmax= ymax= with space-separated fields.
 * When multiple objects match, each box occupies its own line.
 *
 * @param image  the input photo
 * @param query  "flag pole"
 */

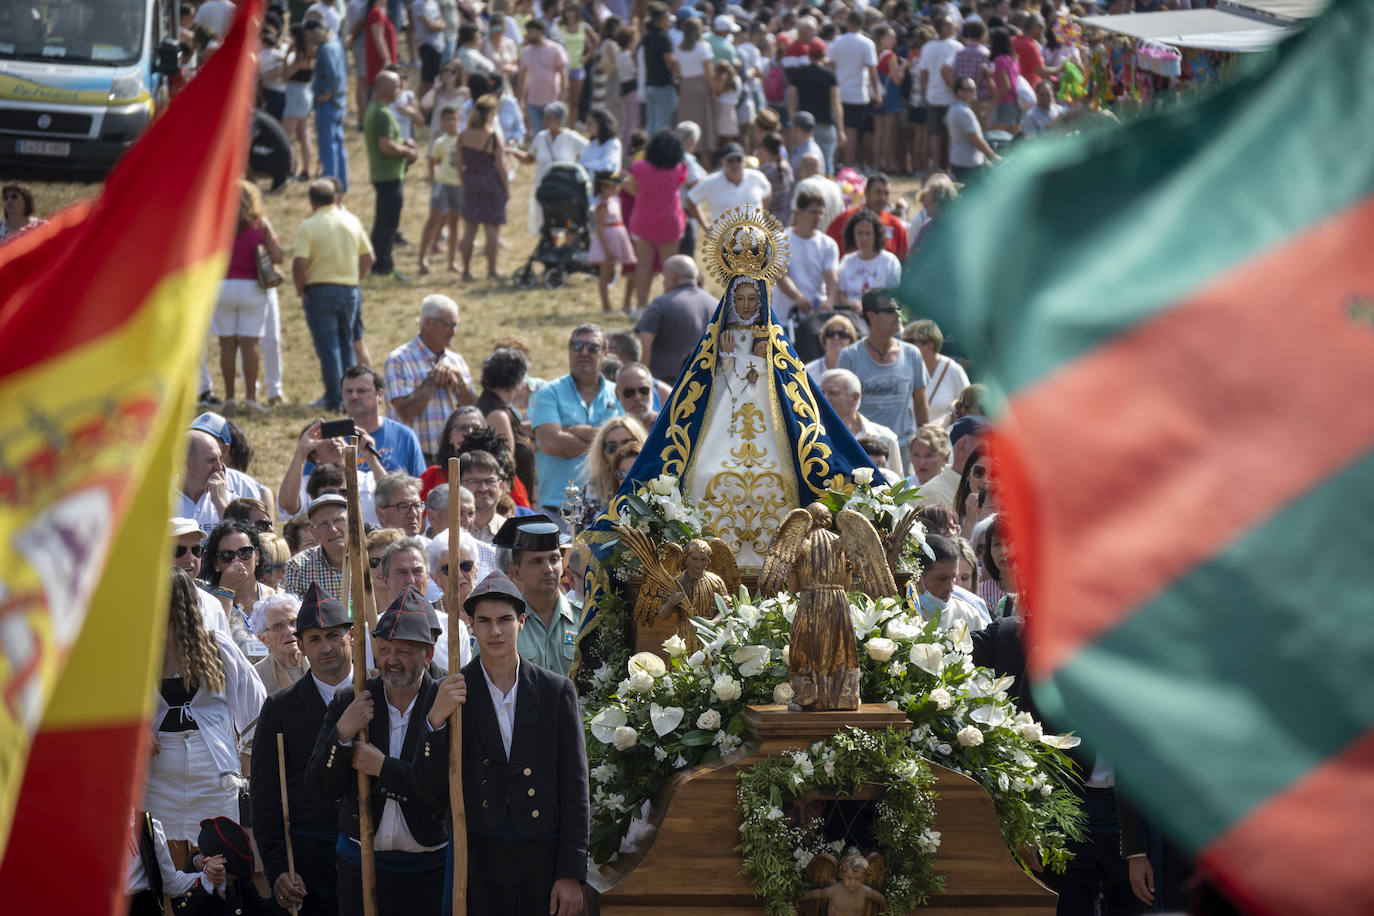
xmin=343 ymin=444 xmax=379 ymax=916
xmin=445 ymin=458 xmax=467 ymax=914
xmin=275 ymin=732 xmax=300 ymax=916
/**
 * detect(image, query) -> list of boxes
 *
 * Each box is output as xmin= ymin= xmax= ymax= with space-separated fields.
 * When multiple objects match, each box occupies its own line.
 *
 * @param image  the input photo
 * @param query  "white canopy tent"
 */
xmin=1078 ymin=8 xmax=1297 ymax=53
xmin=1221 ymin=0 xmax=1329 ymax=22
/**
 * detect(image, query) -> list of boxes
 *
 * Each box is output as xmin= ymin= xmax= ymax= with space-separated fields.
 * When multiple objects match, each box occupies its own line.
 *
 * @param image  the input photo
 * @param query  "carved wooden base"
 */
xmin=591 ymin=704 xmax=1056 ymax=915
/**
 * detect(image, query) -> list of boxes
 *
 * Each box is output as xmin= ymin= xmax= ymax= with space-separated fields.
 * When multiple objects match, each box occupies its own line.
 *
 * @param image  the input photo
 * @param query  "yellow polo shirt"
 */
xmin=293 ymin=204 xmax=374 ymax=286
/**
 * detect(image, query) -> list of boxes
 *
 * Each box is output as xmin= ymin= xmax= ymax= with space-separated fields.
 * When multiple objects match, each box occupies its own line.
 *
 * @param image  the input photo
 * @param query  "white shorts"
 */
xmin=211 ymin=278 xmax=273 ymax=337
xmin=143 ymin=729 xmax=240 ymax=843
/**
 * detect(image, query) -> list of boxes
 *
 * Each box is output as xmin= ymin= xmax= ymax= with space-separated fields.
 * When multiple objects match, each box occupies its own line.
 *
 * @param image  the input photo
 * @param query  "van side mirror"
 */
xmin=155 ymin=38 xmax=180 ymax=75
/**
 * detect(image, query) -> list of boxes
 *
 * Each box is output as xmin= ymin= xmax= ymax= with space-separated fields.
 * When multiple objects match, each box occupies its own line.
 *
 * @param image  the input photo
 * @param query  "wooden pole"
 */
xmin=342 ymin=444 xmax=378 ymax=916
xmin=275 ymin=732 xmax=300 ymax=916
xmin=445 ymin=458 xmax=467 ymax=915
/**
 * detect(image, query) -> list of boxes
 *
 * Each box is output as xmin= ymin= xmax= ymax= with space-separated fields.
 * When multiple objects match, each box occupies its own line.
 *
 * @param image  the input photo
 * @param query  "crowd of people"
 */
xmin=103 ymin=0 xmax=1212 ymax=914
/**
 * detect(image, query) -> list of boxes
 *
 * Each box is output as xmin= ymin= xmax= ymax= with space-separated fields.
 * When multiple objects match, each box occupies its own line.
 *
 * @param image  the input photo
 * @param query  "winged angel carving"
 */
xmin=799 ymin=851 xmax=888 ymax=916
xmin=760 ymin=504 xmax=898 ymax=711
xmin=617 ymin=526 xmax=740 ymax=651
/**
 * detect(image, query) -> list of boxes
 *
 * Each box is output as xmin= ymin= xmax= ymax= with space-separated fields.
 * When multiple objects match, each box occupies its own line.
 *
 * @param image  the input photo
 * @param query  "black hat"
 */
xmin=296 ymin=581 xmax=351 ymax=634
xmin=492 ymin=515 xmax=561 ymax=553
xmin=948 ymin=415 xmax=991 ymax=448
xmin=464 ymin=570 xmax=527 ymax=617
xmin=374 ymin=586 xmax=437 ymax=644
xmin=196 ymin=817 xmax=254 ymax=884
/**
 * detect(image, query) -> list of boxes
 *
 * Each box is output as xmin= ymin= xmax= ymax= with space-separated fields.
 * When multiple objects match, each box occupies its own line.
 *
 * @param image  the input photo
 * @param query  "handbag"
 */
xmin=254 ymin=242 xmax=284 ymax=289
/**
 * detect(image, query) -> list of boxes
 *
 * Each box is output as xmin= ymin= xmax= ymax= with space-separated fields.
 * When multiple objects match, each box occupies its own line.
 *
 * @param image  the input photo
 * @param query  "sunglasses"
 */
xmin=216 ymin=546 xmax=256 ymax=563
xmin=251 ymin=519 xmax=273 ymax=532
xmin=970 ymin=465 xmax=987 ymax=479
xmin=824 ymin=329 xmax=853 ymax=340
xmin=174 ymin=544 xmax=204 ymax=559
xmin=620 ymin=386 xmax=651 ymax=398
xmin=602 ymin=437 xmax=634 ymax=455
xmin=440 ymin=560 xmax=476 ymax=576
xmin=569 ymin=340 xmax=603 ymax=354
xmin=369 ymin=556 xmax=383 ymax=569
xmin=870 ymin=306 xmax=901 ymax=315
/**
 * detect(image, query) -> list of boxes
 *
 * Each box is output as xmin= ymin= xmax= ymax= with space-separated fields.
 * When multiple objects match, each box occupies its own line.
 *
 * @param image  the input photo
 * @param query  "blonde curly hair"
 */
xmin=168 ymin=567 xmax=225 ymax=695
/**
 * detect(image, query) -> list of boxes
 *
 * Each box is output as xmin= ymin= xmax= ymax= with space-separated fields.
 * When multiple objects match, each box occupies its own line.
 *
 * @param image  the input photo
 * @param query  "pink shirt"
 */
xmin=520 ymin=41 xmax=568 ymax=106
xmin=992 ymin=54 xmax=1020 ymax=104
xmin=227 ymin=220 xmax=266 ymax=280
xmin=628 ymin=159 xmax=688 ymax=245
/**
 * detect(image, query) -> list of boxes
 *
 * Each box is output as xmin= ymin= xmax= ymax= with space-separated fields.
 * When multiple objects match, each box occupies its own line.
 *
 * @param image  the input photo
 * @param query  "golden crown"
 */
xmin=701 ymin=206 xmax=790 ymax=287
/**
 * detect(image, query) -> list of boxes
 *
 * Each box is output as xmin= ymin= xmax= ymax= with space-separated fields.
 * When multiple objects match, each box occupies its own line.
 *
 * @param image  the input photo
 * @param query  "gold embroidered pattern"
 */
xmin=768 ymin=323 xmax=833 ymax=493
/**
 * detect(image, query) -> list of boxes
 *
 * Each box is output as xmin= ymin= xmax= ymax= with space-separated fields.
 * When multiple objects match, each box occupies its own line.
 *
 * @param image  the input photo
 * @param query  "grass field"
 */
xmin=25 ymin=125 xmax=925 ymax=500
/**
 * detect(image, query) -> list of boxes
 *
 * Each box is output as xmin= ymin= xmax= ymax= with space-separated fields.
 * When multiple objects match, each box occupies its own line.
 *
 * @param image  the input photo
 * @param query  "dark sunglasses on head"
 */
xmin=620 ymin=386 xmax=651 ymax=398
xmin=824 ymin=329 xmax=853 ymax=340
xmin=252 ymin=519 xmax=273 ymax=532
xmin=369 ymin=556 xmax=383 ymax=569
xmin=216 ymin=546 xmax=256 ymax=563
xmin=440 ymin=560 xmax=476 ymax=576
xmin=174 ymin=544 xmax=204 ymax=559
xmin=602 ymin=438 xmax=633 ymax=455
xmin=569 ymin=340 xmax=603 ymax=354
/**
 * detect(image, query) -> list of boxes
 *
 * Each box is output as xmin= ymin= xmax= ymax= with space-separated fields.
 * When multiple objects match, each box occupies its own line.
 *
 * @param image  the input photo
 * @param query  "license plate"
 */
xmin=17 ymin=139 xmax=71 ymax=157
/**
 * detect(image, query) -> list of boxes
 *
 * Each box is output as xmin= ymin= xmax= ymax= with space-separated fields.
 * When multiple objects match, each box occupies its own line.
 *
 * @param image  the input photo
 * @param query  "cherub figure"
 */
xmin=799 ymin=851 xmax=888 ymax=916
xmin=657 ymin=538 xmax=731 ymax=651
xmin=617 ymin=526 xmax=740 ymax=651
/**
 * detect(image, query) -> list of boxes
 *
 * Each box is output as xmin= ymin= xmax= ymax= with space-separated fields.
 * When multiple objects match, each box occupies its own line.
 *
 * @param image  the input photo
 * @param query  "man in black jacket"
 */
xmin=417 ymin=571 xmax=589 ymax=916
xmin=250 ymin=583 xmax=355 ymax=914
xmin=306 ymin=587 xmax=465 ymax=916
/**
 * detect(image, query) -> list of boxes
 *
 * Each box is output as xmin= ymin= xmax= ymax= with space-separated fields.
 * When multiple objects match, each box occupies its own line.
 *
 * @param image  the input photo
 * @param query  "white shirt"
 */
xmin=784 ymin=228 xmax=839 ymax=305
xmin=837 ymin=249 xmax=902 ymax=304
xmin=313 ymin=669 xmax=354 ymax=707
xmin=790 ymin=175 xmax=845 ymax=229
xmin=307 ymin=1 xmax=343 ymax=33
xmin=196 ymin=587 xmax=233 ymax=641
xmin=126 ymin=813 xmax=207 ymax=896
xmin=920 ymin=37 xmax=964 ymax=107
xmin=429 ymin=610 xmax=472 ymax=673
xmin=925 ymin=353 xmax=970 ymax=421
xmin=480 ymin=657 xmax=520 ymax=758
xmin=373 ymin=691 xmax=446 ymax=852
xmin=677 ymin=40 xmax=713 ymax=79
xmin=193 ymin=0 xmax=237 ymax=38
xmin=828 ymin=31 xmax=878 ymax=104
xmin=688 ymin=168 xmax=772 ymax=224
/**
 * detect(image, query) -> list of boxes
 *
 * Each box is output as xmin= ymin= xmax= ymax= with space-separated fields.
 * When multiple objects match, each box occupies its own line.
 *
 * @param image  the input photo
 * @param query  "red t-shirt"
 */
xmin=1011 ymin=34 xmax=1044 ymax=89
xmin=827 ymin=206 xmax=910 ymax=260
xmin=364 ymin=7 xmax=397 ymax=87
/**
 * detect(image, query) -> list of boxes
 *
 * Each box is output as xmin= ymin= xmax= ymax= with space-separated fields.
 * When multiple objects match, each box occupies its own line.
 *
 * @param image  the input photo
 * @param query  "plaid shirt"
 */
xmin=283 ymin=545 xmax=344 ymax=599
xmin=954 ymin=44 xmax=991 ymax=99
xmin=383 ymin=335 xmax=474 ymax=457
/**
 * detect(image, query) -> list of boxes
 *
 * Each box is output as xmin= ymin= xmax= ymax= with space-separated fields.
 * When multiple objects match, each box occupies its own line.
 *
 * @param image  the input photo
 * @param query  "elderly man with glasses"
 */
xmin=385 ymin=294 xmax=477 ymax=464
xmin=530 ymin=323 xmax=624 ymax=531
xmin=284 ymin=494 xmax=350 ymax=598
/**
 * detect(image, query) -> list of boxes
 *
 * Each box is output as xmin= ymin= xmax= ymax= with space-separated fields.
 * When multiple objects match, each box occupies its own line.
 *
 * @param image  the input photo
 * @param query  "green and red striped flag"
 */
xmin=898 ymin=2 xmax=1374 ymax=913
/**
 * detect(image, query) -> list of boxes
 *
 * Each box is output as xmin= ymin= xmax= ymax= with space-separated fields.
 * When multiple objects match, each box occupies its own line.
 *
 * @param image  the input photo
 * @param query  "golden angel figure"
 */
xmin=617 ymin=526 xmax=739 ymax=651
xmin=761 ymin=504 xmax=898 ymax=711
xmin=799 ymin=851 xmax=888 ymax=916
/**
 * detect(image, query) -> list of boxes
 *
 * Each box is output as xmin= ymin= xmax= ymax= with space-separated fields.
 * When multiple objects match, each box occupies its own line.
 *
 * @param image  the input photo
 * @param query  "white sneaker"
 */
xmin=240 ymin=400 xmax=267 ymax=415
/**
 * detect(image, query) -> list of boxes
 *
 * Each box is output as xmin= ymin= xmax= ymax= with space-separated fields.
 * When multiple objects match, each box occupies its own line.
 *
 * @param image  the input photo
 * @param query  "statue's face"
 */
xmin=733 ymin=283 xmax=760 ymax=321
xmin=841 ymin=864 xmax=865 ymax=891
xmin=685 ymin=544 xmax=710 ymax=576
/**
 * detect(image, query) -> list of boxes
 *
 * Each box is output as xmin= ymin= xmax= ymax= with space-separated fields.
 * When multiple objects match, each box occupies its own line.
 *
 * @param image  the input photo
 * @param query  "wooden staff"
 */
xmin=275 ymin=732 xmax=300 ymax=916
xmin=342 ymin=444 xmax=378 ymax=916
xmin=445 ymin=458 xmax=468 ymax=914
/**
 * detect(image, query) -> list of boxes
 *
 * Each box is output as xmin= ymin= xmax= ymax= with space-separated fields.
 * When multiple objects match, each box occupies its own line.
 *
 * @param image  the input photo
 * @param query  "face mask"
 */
xmin=917 ymin=590 xmax=946 ymax=620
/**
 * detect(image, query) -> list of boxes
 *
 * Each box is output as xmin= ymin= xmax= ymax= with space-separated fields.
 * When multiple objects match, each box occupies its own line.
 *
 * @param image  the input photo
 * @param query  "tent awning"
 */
xmin=1079 ymin=9 xmax=1298 ymax=53
xmin=1221 ymin=0 xmax=1329 ymax=21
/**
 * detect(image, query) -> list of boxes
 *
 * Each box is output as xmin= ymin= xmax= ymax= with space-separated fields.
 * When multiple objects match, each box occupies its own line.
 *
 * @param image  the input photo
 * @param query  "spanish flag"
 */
xmin=0 ymin=1 xmax=262 ymax=910
xmin=899 ymin=1 xmax=1374 ymax=913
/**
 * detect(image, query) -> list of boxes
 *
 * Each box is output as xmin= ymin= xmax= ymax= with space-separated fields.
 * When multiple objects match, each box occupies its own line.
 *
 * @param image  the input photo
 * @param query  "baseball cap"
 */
xmin=713 ymin=14 xmax=740 ymax=33
xmin=169 ymin=517 xmax=201 ymax=538
xmin=793 ymin=110 xmax=816 ymax=129
xmin=719 ymin=141 xmax=745 ymax=161
xmin=949 ymin=415 xmax=991 ymax=448
xmin=189 ymin=411 xmax=231 ymax=446
xmin=306 ymin=493 xmax=349 ymax=520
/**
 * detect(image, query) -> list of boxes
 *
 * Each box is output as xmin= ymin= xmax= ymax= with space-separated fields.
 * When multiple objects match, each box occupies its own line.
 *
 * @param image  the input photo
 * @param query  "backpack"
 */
xmin=764 ymin=61 xmax=787 ymax=103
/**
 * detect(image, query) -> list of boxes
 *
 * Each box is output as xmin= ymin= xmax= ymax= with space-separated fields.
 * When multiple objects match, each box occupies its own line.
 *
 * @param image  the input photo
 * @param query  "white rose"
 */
xmin=929 ymin=688 xmax=952 ymax=710
xmin=909 ymin=643 xmax=945 ymax=676
xmin=865 ymin=637 xmax=897 ymax=662
xmin=628 ymin=651 xmax=666 ymax=678
xmin=663 ymin=634 xmax=688 ymax=657
xmin=885 ymin=618 xmax=922 ymax=642
xmin=649 ymin=703 xmax=685 ymax=737
xmin=697 ymin=709 xmax=722 ymax=730
xmin=1018 ymin=722 xmax=1044 ymax=742
xmin=713 ymin=674 xmax=743 ymax=702
xmin=650 ymin=475 xmax=677 ymax=496
xmin=732 ymin=644 xmax=771 ymax=677
xmin=852 ymin=466 xmax=875 ymax=486
xmin=589 ymin=708 xmax=628 ymax=744
xmin=956 ymin=725 xmax=984 ymax=747
xmin=773 ymin=682 xmax=795 ymax=705
xmin=661 ymin=501 xmax=681 ymax=522
xmin=627 ymin=670 xmax=655 ymax=693
xmin=936 ymin=743 xmax=952 ymax=755
xmin=612 ymin=725 xmax=639 ymax=750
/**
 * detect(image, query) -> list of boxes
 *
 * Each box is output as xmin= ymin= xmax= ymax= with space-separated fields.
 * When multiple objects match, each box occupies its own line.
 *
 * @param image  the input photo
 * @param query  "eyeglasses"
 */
xmin=602 ymin=437 xmax=634 ymax=455
xmin=174 ymin=544 xmax=204 ymax=559
xmin=569 ymin=340 xmax=603 ymax=354
xmin=216 ymin=546 xmax=256 ymax=563
xmin=251 ymin=519 xmax=273 ymax=532
xmin=620 ymin=386 xmax=651 ymax=398
xmin=312 ymin=515 xmax=348 ymax=529
xmin=870 ymin=306 xmax=901 ymax=315
xmin=824 ymin=329 xmax=853 ymax=340
xmin=266 ymin=619 xmax=298 ymax=633
xmin=465 ymin=475 xmax=501 ymax=489
xmin=724 ymin=155 xmax=744 ymax=163
xmin=381 ymin=501 xmax=425 ymax=514
xmin=970 ymin=465 xmax=987 ymax=479
xmin=369 ymin=556 xmax=384 ymax=569
xmin=454 ymin=422 xmax=484 ymax=435
xmin=440 ymin=560 xmax=475 ymax=576
xmin=428 ymin=316 xmax=457 ymax=330
xmin=2 ymin=192 xmax=22 ymax=201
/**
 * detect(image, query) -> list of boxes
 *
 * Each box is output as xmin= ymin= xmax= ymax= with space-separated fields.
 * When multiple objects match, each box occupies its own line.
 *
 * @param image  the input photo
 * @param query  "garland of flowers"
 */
xmin=584 ymin=591 xmax=1085 ymax=871
xmin=737 ymin=728 xmax=943 ymax=915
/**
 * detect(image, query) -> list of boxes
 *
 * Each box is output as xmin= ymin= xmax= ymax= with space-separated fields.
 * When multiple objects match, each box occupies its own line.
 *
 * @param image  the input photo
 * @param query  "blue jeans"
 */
xmin=315 ymin=100 xmax=348 ymax=190
xmin=526 ymin=102 xmax=546 ymax=132
xmin=302 ymin=284 xmax=359 ymax=408
xmin=813 ymin=122 xmax=837 ymax=177
xmin=643 ymin=84 xmax=677 ymax=137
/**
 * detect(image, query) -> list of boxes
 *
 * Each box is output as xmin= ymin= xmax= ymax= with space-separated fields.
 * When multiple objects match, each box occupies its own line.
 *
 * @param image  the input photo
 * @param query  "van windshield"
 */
xmin=0 ymin=1 xmax=149 ymax=67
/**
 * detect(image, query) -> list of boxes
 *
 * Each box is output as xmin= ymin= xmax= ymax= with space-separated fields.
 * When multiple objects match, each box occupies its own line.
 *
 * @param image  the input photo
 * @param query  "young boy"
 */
xmin=419 ymin=105 xmax=463 ymax=274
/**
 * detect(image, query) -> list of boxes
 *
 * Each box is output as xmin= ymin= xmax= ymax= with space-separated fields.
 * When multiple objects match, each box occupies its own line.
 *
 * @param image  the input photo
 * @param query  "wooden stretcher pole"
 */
xmin=275 ymin=732 xmax=301 ymax=916
xmin=343 ymin=444 xmax=378 ymax=916
xmin=445 ymin=458 xmax=468 ymax=914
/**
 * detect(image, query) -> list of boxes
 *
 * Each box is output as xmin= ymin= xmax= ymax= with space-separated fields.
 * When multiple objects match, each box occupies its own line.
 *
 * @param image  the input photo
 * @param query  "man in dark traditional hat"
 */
xmin=306 ymin=587 xmax=467 ymax=916
xmin=416 ymin=571 xmax=589 ymax=916
xmin=492 ymin=515 xmax=579 ymax=676
xmin=178 ymin=816 xmax=273 ymax=914
xmin=250 ymin=582 xmax=354 ymax=915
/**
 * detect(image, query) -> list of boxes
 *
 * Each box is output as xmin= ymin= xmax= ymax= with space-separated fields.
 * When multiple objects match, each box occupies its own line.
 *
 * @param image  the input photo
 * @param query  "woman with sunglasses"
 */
xmin=200 ymin=521 xmax=276 ymax=658
xmin=583 ymin=415 xmax=648 ymax=521
xmin=248 ymin=592 xmax=307 ymax=693
xmin=805 ymin=314 xmax=859 ymax=384
xmin=426 ymin=530 xmax=481 ymax=629
xmin=366 ymin=527 xmax=406 ymax=613
xmin=1 ymin=182 xmax=45 ymax=243
xmin=952 ymin=446 xmax=994 ymax=539
xmin=611 ymin=440 xmax=643 ymax=494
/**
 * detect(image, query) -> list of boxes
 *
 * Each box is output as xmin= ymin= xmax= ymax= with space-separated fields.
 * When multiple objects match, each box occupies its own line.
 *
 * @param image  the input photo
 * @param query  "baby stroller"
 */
xmin=513 ymin=162 xmax=599 ymax=291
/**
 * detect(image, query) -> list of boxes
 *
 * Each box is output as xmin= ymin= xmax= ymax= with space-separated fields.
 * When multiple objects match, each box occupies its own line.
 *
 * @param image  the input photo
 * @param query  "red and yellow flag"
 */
xmin=0 ymin=1 xmax=262 ymax=910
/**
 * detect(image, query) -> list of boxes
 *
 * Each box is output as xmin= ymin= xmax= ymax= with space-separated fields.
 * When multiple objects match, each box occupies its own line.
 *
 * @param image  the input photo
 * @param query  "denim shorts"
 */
xmin=430 ymin=182 xmax=463 ymax=213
